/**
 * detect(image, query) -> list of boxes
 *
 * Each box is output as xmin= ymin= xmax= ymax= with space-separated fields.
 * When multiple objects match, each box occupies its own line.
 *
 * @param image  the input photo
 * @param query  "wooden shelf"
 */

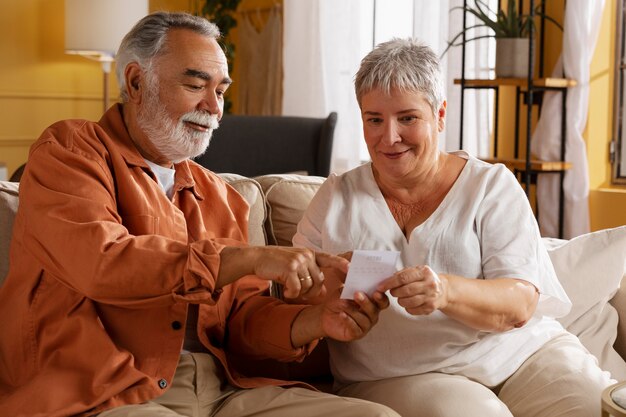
xmin=482 ymin=157 xmax=573 ymax=172
xmin=454 ymin=78 xmax=577 ymax=88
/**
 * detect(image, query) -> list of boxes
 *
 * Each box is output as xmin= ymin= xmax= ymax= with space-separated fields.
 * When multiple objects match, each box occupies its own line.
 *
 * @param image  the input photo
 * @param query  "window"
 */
xmin=613 ymin=0 xmax=626 ymax=183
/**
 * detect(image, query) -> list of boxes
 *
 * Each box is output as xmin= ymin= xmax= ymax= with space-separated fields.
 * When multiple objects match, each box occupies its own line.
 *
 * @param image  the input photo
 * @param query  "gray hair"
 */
xmin=354 ymin=38 xmax=445 ymax=114
xmin=115 ymin=12 xmax=221 ymax=102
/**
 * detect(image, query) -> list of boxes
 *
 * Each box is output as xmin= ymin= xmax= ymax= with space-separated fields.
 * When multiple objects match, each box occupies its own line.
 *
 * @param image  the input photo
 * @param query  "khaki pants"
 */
xmin=98 ymin=353 xmax=398 ymax=417
xmin=337 ymin=333 xmax=614 ymax=417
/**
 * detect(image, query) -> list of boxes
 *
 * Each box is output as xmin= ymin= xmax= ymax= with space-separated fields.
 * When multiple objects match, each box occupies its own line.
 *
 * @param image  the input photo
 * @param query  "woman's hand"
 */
xmin=378 ymin=264 xmax=539 ymax=332
xmin=290 ymin=290 xmax=390 ymax=347
xmin=377 ymin=265 xmax=449 ymax=315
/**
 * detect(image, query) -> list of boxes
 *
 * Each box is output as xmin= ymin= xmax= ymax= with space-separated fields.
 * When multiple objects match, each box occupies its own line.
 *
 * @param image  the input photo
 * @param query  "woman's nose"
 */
xmin=381 ymin=121 xmax=401 ymax=145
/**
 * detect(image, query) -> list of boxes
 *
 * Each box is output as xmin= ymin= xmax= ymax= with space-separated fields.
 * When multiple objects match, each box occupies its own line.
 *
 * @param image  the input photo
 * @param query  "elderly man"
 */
xmin=0 ymin=12 xmax=397 ymax=417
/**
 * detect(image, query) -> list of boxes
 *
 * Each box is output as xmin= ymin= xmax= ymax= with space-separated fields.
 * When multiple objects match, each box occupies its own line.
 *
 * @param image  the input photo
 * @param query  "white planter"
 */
xmin=495 ymin=38 xmax=532 ymax=79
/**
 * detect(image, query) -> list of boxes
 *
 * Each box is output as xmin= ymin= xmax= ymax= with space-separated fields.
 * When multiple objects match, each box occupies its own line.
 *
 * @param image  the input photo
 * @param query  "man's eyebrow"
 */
xmin=183 ymin=68 xmax=233 ymax=85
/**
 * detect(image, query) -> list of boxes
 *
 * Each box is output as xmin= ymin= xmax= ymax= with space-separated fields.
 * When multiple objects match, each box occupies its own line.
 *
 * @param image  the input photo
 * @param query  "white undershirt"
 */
xmin=293 ymin=151 xmax=571 ymax=386
xmin=144 ymin=159 xmax=176 ymax=199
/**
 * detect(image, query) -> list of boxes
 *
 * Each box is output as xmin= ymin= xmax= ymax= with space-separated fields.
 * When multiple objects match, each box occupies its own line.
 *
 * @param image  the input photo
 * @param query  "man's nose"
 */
xmin=198 ymin=91 xmax=222 ymax=117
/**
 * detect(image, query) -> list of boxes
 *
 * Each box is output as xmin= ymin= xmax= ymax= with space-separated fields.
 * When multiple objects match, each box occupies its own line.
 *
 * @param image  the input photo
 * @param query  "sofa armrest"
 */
xmin=0 ymin=181 xmax=19 ymax=285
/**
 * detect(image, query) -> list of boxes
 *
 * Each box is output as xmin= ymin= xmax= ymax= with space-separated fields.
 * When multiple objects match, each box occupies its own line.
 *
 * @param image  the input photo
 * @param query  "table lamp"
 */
xmin=65 ymin=0 xmax=148 ymax=112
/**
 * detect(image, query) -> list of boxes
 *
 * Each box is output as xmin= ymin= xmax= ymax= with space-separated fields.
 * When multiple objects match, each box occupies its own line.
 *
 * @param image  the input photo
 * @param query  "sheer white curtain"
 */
xmin=420 ymin=0 xmax=493 ymax=155
xmin=531 ymin=0 xmax=606 ymax=238
xmin=282 ymin=0 xmax=493 ymax=174
xmin=283 ymin=0 xmax=369 ymax=173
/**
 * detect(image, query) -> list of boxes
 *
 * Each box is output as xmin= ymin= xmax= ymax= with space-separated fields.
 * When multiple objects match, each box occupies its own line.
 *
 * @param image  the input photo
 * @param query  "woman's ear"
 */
xmin=437 ymin=100 xmax=447 ymax=132
xmin=124 ymin=62 xmax=143 ymax=103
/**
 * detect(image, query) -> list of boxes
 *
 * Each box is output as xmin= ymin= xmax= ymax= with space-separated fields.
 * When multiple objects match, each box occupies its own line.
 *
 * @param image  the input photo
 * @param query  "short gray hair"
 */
xmin=115 ymin=12 xmax=221 ymax=102
xmin=354 ymin=38 xmax=445 ymax=114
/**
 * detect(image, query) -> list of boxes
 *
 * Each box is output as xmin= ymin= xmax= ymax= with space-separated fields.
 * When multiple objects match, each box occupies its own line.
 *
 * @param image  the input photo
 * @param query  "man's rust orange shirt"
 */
xmin=0 ymin=105 xmax=314 ymax=417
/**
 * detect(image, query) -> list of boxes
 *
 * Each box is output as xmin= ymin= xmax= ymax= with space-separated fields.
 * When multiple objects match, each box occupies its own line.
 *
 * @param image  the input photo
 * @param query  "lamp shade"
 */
xmin=65 ymin=0 xmax=148 ymax=60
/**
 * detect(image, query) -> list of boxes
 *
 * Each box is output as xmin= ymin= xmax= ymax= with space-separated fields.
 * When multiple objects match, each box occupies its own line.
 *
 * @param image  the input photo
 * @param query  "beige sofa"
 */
xmin=1 ymin=174 xmax=626 ymax=387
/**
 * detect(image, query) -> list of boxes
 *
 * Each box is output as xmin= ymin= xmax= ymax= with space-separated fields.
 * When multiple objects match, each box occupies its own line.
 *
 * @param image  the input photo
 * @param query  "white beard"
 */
xmin=137 ymin=75 xmax=219 ymax=163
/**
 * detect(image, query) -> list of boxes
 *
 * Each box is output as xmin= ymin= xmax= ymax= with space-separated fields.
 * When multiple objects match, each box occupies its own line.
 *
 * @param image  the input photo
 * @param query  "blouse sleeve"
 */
xmin=475 ymin=164 xmax=571 ymax=318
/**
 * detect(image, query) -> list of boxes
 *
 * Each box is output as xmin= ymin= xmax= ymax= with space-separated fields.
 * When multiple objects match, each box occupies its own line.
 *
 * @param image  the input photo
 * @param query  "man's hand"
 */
xmin=218 ymin=246 xmax=349 ymax=299
xmin=290 ymin=289 xmax=390 ymax=347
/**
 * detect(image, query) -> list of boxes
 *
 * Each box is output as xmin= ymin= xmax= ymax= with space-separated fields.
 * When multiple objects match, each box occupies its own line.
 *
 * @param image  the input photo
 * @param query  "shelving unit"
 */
xmin=455 ymin=0 xmax=574 ymax=238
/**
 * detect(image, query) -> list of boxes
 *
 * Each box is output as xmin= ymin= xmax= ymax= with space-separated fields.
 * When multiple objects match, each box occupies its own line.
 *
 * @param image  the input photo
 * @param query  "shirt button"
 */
xmin=158 ymin=379 xmax=168 ymax=389
xmin=171 ymin=321 xmax=182 ymax=330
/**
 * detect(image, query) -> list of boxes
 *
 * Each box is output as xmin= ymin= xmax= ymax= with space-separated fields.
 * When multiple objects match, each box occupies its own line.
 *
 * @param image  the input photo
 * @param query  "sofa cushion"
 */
xmin=255 ymin=174 xmax=325 ymax=246
xmin=217 ymin=173 xmax=267 ymax=247
xmin=543 ymin=225 xmax=626 ymax=380
xmin=0 ymin=181 xmax=19 ymax=285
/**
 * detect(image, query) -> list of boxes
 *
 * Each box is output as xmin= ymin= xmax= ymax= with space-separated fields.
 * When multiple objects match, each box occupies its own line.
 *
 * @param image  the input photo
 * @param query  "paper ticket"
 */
xmin=340 ymin=249 xmax=400 ymax=299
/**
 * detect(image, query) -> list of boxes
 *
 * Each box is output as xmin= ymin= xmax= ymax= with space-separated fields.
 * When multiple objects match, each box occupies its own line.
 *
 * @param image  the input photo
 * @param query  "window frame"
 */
xmin=612 ymin=0 xmax=626 ymax=184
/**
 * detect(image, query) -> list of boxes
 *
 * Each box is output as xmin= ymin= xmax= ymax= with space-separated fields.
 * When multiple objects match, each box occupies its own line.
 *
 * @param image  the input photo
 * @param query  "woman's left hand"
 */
xmin=377 ymin=265 xmax=448 ymax=315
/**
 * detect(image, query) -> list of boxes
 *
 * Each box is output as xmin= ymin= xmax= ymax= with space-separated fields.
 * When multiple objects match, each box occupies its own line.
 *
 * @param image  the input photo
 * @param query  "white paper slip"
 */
xmin=340 ymin=250 xmax=400 ymax=299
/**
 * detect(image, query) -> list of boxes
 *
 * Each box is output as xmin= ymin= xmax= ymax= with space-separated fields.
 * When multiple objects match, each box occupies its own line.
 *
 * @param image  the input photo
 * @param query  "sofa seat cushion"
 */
xmin=255 ymin=174 xmax=325 ymax=246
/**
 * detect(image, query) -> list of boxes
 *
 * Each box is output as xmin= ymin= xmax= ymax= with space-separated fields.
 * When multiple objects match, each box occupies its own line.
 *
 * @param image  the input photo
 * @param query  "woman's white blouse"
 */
xmin=293 ymin=152 xmax=572 ymax=386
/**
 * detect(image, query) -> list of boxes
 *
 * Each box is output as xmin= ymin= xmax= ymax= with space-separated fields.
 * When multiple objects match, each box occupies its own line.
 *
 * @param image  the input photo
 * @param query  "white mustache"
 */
xmin=181 ymin=111 xmax=219 ymax=130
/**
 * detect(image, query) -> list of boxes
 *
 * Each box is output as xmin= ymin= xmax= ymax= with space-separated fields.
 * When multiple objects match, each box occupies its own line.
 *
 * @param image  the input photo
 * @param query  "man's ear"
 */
xmin=124 ymin=62 xmax=143 ymax=103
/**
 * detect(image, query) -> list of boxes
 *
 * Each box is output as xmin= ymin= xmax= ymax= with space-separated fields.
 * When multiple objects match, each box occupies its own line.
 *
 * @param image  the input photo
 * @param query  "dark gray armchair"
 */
xmin=194 ymin=112 xmax=337 ymax=177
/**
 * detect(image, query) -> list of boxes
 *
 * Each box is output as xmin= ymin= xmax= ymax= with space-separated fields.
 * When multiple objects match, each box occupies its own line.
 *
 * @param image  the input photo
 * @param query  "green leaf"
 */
xmin=447 ymin=0 xmax=562 ymax=44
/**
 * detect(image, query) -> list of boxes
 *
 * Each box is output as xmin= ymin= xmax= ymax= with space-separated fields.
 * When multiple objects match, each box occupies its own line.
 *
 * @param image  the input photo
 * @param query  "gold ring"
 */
xmin=299 ymin=275 xmax=312 ymax=282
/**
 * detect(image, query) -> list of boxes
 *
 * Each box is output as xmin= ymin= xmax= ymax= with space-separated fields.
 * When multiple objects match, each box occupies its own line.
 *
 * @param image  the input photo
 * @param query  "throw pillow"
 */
xmin=543 ymin=225 xmax=626 ymax=380
xmin=255 ymin=174 xmax=325 ymax=246
xmin=218 ymin=174 xmax=267 ymax=247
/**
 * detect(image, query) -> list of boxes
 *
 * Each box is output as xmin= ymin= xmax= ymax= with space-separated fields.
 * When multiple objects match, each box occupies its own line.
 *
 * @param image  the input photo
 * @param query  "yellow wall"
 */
xmin=0 ymin=0 xmax=104 ymax=178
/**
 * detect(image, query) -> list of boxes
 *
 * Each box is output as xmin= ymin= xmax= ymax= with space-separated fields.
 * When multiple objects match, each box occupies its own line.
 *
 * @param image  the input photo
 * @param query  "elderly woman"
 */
xmin=293 ymin=38 xmax=613 ymax=417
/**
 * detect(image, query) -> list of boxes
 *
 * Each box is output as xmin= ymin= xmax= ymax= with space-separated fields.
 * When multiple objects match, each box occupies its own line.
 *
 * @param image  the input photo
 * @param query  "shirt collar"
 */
xmin=98 ymin=103 xmax=204 ymax=200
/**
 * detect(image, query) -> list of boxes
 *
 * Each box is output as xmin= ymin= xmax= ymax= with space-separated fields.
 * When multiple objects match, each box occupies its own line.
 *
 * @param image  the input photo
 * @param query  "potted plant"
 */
xmin=443 ymin=0 xmax=562 ymax=78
